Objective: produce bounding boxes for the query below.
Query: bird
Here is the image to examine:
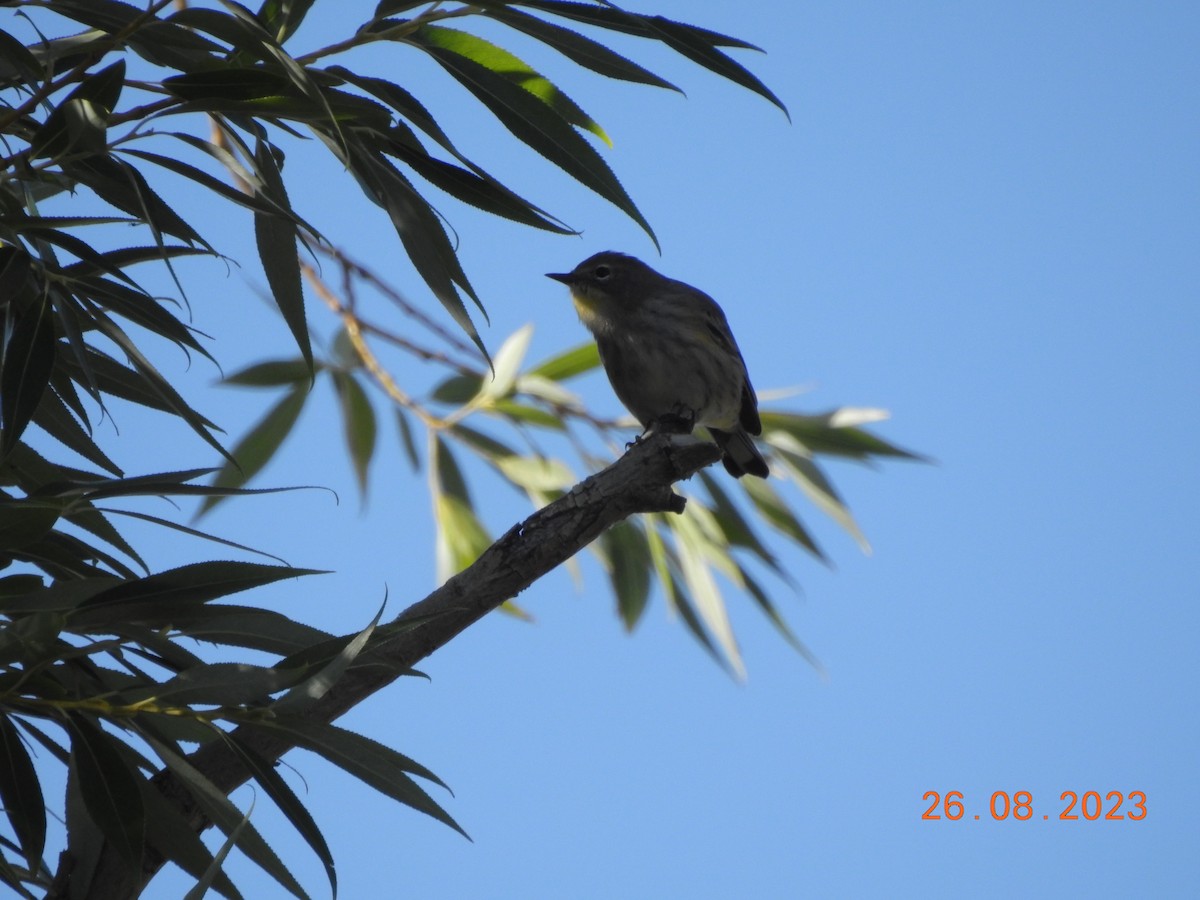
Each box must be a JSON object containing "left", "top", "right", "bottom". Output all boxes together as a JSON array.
[{"left": 546, "top": 251, "right": 769, "bottom": 478}]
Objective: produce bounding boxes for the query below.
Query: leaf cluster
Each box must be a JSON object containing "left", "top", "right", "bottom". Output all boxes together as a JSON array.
[{"left": 0, "top": 1, "right": 914, "bottom": 897}]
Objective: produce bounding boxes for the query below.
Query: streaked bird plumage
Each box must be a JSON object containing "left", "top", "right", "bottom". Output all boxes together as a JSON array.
[{"left": 547, "top": 252, "right": 769, "bottom": 478}]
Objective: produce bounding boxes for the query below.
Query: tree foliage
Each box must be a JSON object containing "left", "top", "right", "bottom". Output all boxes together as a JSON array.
[{"left": 0, "top": 1, "right": 917, "bottom": 897}]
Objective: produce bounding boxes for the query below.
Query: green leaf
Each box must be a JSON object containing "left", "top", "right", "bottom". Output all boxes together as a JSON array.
[
  {"left": 698, "top": 470, "right": 789, "bottom": 582},
  {"left": 482, "top": 324, "right": 533, "bottom": 400},
  {"left": 248, "top": 718, "right": 467, "bottom": 838},
  {"left": 760, "top": 408, "right": 925, "bottom": 461},
  {"left": 122, "top": 662, "right": 311, "bottom": 707},
  {"left": 256, "top": 0, "right": 318, "bottom": 43},
  {"left": 499, "top": 1, "right": 763, "bottom": 50},
  {"left": 31, "top": 384, "right": 122, "bottom": 475},
  {"left": 29, "top": 59, "right": 126, "bottom": 159},
  {"left": 182, "top": 801, "right": 251, "bottom": 900},
  {"left": 199, "top": 383, "right": 308, "bottom": 516},
  {"left": 0, "top": 498, "right": 62, "bottom": 550},
  {"left": 597, "top": 520, "right": 652, "bottom": 630},
  {"left": 332, "top": 372, "right": 377, "bottom": 498},
  {"left": 136, "top": 764, "right": 244, "bottom": 900},
  {"left": 71, "top": 561, "right": 324, "bottom": 625},
  {"left": 776, "top": 441, "right": 870, "bottom": 553},
  {"left": 525, "top": 341, "right": 600, "bottom": 381},
  {"left": 480, "top": 5, "right": 682, "bottom": 92},
  {"left": 494, "top": 455, "right": 574, "bottom": 492},
  {"left": 142, "top": 734, "right": 308, "bottom": 900},
  {"left": 254, "top": 138, "right": 312, "bottom": 371},
  {"left": 0, "top": 715, "right": 46, "bottom": 871},
  {"left": 741, "top": 476, "right": 827, "bottom": 562},
  {"left": 223, "top": 358, "right": 315, "bottom": 387},
  {"left": 404, "top": 25, "right": 657, "bottom": 248},
  {"left": 672, "top": 505, "right": 744, "bottom": 678},
  {"left": 1, "top": 292, "right": 55, "bottom": 457},
  {"left": 394, "top": 407, "right": 421, "bottom": 471},
  {"left": 225, "top": 735, "right": 335, "bottom": 896},
  {"left": 431, "top": 435, "right": 491, "bottom": 580},
  {"left": 64, "top": 153, "right": 210, "bottom": 249},
  {"left": 69, "top": 714, "right": 145, "bottom": 870},
  {"left": 643, "top": 16, "right": 789, "bottom": 119},
  {"left": 173, "top": 605, "right": 332, "bottom": 656}
]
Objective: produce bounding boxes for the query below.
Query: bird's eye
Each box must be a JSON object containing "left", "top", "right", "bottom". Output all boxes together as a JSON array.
[{"left": 594, "top": 265, "right": 612, "bottom": 280}]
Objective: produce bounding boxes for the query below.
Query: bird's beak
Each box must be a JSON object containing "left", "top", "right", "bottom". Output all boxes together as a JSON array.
[{"left": 545, "top": 272, "right": 572, "bottom": 284}]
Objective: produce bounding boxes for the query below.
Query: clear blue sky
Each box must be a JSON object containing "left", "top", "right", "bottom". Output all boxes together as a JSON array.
[{"left": 32, "top": 1, "right": 1199, "bottom": 897}]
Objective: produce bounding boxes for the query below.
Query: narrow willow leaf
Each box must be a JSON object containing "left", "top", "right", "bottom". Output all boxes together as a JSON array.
[
  {"left": 413, "top": 25, "right": 610, "bottom": 144},
  {"left": 274, "top": 609, "right": 385, "bottom": 717},
  {"left": 86, "top": 309, "right": 231, "bottom": 462},
  {"left": 254, "top": 138, "right": 312, "bottom": 370},
  {"left": 404, "top": 26, "right": 657, "bottom": 248},
  {"left": 741, "top": 476, "right": 827, "bottom": 562},
  {"left": 494, "top": 455, "right": 574, "bottom": 492},
  {"left": 525, "top": 341, "right": 600, "bottom": 381},
  {"left": 740, "top": 570, "right": 825, "bottom": 675},
  {"left": 73, "top": 561, "right": 324, "bottom": 622},
  {"left": 68, "top": 714, "right": 145, "bottom": 870},
  {"left": 249, "top": 718, "right": 467, "bottom": 838},
  {"left": 503, "top": 1, "right": 763, "bottom": 49},
  {"left": 136, "top": 766, "right": 244, "bottom": 900},
  {"left": 698, "top": 470, "right": 790, "bottom": 583},
  {"left": 482, "top": 324, "right": 533, "bottom": 400},
  {"left": 182, "top": 802, "right": 251, "bottom": 900},
  {"left": 256, "top": 0, "right": 318, "bottom": 43},
  {"left": 143, "top": 735, "right": 308, "bottom": 900},
  {"left": 492, "top": 400, "right": 566, "bottom": 430},
  {"left": 32, "top": 386, "right": 122, "bottom": 475},
  {"left": 385, "top": 137, "right": 575, "bottom": 233},
  {"left": 1, "top": 293, "right": 55, "bottom": 456},
  {"left": 672, "top": 507, "right": 744, "bottom": 678},
  {"left": 332, "top": 372, "right": 377, "bottom": 498},
  {"left": 597, "top": 520, "right": 652, "bottom": 630},
  {"left": 643, "top": 16, "right": 789, "bottom": 119},
  {"left": 123, "top": 662, "right": 311, "bottom": 707},
  {"left": 223, "top": 359, "right": 314, "bottom": 387},
  {"left": 199, "top": 383, "right": 308, "bottom": 516},
  {"left": 480, "top": 5, "right": 682, "bottom": 91},
  {"left": 760, "top": 408, "right": 925, "bottom": 461},
  {"left": 777, "top": 445, "right": 870, "bottom": 553},
  {"left": 224, "top": 735, "right": 335, "bottom": 896},
  {"left": 174, "top": 605, "right": 332, "bottom": 656},
  {"left": 395, "top": 407, "right": 421, "bottom": 472},
  {"left": 0, "top": 714, "right": 46, "bottom": 870},
  {"left": 333, "top": 140, "right": 491, "bottom": 359},
  {"left": 64, "top": 154, "right": 209, "bottom": 249},
  {"left": 431, "top": 435, "right": 491, "bottom": 580}
]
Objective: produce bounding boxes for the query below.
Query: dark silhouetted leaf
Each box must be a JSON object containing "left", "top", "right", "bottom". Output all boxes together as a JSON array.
[
  {"left": 69, "top": 714, "right": 144, "bottom": 870},
  {"left": 404, "top": 24, "right": 657, "bottom": 247},
  {"left": 0, "top": 715, "right": 46, "bottom": 870},
  {"left": 254, "top": 138, "right": 311, "bottom": 371},
  {"left": 332, "top": 372, "right": 376, "bottom": 498},
  {"left": 199, "top": 383, "right": 308, "bottom": 515},
  {"left": 1, "top": 293, "right": 55, "bottom": 457}
]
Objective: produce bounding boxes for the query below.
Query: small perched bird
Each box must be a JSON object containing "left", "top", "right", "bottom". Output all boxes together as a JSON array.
[{"left": 547, "top": 252, "right": 769, "bottom": 478}]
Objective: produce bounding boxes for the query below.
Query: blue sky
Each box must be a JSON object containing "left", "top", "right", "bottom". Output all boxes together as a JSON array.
[{"left": 20, "top": 1, "right": 1198, "bottom": 897}]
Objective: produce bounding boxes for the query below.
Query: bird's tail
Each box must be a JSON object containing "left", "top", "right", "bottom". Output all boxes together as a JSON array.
[{"left": 709, "top": 428, "right": 769, "bottom": 478}]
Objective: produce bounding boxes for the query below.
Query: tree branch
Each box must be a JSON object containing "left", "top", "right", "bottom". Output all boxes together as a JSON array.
[{"left": 72, "top": 434, "right": 723, "bottom": 899}]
